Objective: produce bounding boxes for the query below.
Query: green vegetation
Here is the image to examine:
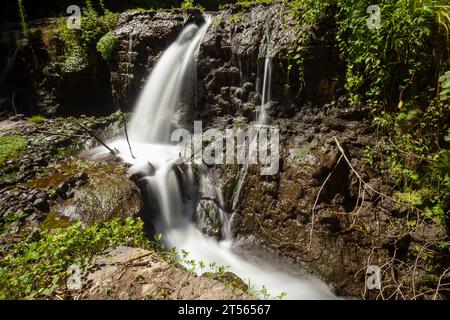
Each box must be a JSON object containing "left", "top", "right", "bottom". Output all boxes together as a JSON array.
[
  {"left": 56, "top": 1, "right": 118, "bottom": 73},
  {"left": 282, "top": 0, "right": 450, "bottom": 226},
  {"left": 228, "top": 13, "right": 245, "bottom": 24},
  {"left": 17, "top": 0, "right": 29, "bottom": 38},
  {"left": 180, "top": 0, "right": 204, "bottom": 11},
  {"left": 57, "top": 145, "right": 82, "bottom": 156},
  {"left": 0, "top": 218, "right": 154, "bottom": 299},
  {"left": 335, "top": 0, "right": 450, "bottom": 224},
  {"left": 285, "top": 0, "right": 331, "bottom": 92},
  {"left": 236, "top": 0, "right": 275, "bottom": 7},
  {"left": 126, "top": 7, "right": 156, "bottom": 13},
  {"left": 97, "top": 32, "right": 119, "bottom": 62},
  {"left": 0, "top": 171, "right": 17, "bottom": 183},
  {"left": 29, "top": 115, "right": 46, "bottom": 124},
  {"left": 293, "top": 145, "right": 311, "bottom": 164},
  {"left": 0, "top": 135, "right": 27, "bottom": 167}
]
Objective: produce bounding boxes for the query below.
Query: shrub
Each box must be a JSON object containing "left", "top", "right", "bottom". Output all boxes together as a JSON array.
[
  {"left": 180, "top": 0, "right": 204, "bottom": 11},
  {"left": 335, "top": 0, "right": 450, "bottom": 223},
  {"left": 57, "top": 5, "right": 118, "bottom": 73},
  {"left": 97, "top": 31, "right": 118, "bottom": 62}
]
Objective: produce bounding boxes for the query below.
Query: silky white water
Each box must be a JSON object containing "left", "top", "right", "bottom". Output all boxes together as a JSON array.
[
  {"left": 92, "top": 17, "right": 336, "bottom": 299},
  {"left": 256, "top": 24, "right": 272, "bottom": 125}
]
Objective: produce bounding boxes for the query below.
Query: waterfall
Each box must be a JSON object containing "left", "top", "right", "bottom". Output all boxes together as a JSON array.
[
  {"left": 92, "top": 16, "right": 336, "bottom": 299},
  {"left": 128, "top": 19, "right": 211, "bottom": 143},
  {"left": 256, "top": 24, "right": 272, "bottom": 125},
  {"left": 231, "top": 25, "right": 273, "bottom": 211}
]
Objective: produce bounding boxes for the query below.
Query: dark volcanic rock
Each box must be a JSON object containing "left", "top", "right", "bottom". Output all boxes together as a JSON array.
[{"left": 33, "top": 198, "right": 50, "bottom": 212}]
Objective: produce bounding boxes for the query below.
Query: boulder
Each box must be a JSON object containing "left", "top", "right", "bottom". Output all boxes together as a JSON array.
[
  {"left": 81, "top": 247, "right": 250, "bottom": 300},
  {"left": 59, "top": 171, "right": 142, "bottom": 225}
]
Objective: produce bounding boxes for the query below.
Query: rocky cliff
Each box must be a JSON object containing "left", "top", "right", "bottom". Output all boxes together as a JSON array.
[{"left": 1, "top": 2, "right": 447, "bottom": 300}]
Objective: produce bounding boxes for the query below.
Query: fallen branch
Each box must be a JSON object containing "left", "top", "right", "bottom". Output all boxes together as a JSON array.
[
  {"left": 77, "top": 122, "right": 117, "bottom": 155},
  {"left": 433, "top": 266, "right": 450, "bottom": 300},
  {"left": 200, "top": 196, "right": 227, "bottom": 213},
  {"left": 333, "top": 137, "right": 400, "bottom": 205},
  {"left": 123, "top": 115, "right": 135, "bottom": 159},
  {"left": 11, "top": 92, "right": 17, "bottom": 115}
]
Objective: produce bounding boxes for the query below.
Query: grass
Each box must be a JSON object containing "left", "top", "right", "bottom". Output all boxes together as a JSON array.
[
  {"left": 0, "top": 135, "right": 27, "bottom": 167},
  {"left": 29, "top": 115, "right": 46, "bottom": 124}
]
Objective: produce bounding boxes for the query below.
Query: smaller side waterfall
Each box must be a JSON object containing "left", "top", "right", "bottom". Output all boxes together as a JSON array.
[
  {"left": 256, "top": 24, "right": 272, "bottom": 125},
  {"left": 232, "top": 24, "right": 273, "bottom": 211}
]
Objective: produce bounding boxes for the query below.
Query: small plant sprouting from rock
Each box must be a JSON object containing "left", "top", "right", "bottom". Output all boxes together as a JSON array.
[{"left": 17, "top": 0, "right": 29, "bottom": 38}]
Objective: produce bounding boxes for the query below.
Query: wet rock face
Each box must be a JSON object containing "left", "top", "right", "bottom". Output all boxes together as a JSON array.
[
  {"left": 1, "top": 20, "right": 114, "bottom": 117},
  {"left": 195, "top": 3, "right": 341, "bottom": 125},
  {"left": 110, "top": 10, "right": 205, "bottom": 111},
  {"left": 81, "top": 246, "right": 250, "bottom": 300},
  {"left": 224, "top": 104, "right": 447, "bottom": 299},
  {"left": 196, "top": 3, "right": 297, "bottom": 123},
  {"left": 109, "top": 4, "right": 340, "bottom": 120}
]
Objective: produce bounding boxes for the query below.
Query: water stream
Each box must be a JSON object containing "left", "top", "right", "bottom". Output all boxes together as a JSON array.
[
  {"left": 92, "top": 17, "right": 336, "bottom": 299},
  {"left": 256, "top": 24, "right": 272, "bottom": 125}
]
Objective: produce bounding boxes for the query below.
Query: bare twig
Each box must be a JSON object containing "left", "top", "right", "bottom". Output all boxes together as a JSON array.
[
  {"left": 77, "top": 122, "right": 117, "bottom": 155},
  {"left": 123, "top": 118, "right": 135, "bottom": 159},
  {"left": 388, "top": 138, "right": 434, "bottom": 162},
  {"left": 433, "top": 266, "right": 450, "bottom": 300},
  {"left": 308, "top": 154, "right": 343, "bottom": 250},
  {"left": 11, "top": 92, "right": 17, "bottom": 115}
]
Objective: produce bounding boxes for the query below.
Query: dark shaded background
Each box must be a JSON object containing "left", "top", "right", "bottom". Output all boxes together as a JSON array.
[{"left": 1, "top": 0, "right": 235, "bottom": 23}]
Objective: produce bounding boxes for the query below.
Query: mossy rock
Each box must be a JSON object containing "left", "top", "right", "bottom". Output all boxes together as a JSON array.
[{"left": 60, "top": 172, "right": 142, "bottom": 225}]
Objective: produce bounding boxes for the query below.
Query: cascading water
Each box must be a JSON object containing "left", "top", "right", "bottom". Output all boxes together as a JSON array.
[
  {"left": 231, "top": 25, "right": 273, "bottom": 213},
  {"left": 92, "top": 16, "right": 336, "bottom": 299},
  {"left": 128, "top": 22, "right": 208, "bottom": 143},
  {"left": 256, "top": 24, "right": 272, "bottom": 125}
]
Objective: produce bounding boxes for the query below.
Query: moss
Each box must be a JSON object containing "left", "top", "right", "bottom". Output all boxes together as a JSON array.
[
  {"left": 228, "top": 13, "right": 245, "bottom": 24},
  {"left": 0, "top": 135, "right": 27, "bottom": 167},
  {"left": 57, "top": 145, "right": 81, "bottom": 156},
  {"left": 29, "top": 115, "right": 46, "bottom": 124},
  {"left": 292, "top": 145, "right": 311, "bottom": 164},
  {"left": 236, "top": 0, "right": 276, "bottom": 7},
  {"left": 126, "top": 8, "right": 156, "bottom": 13},
  {"left": 0, "top": 171, "right": 17, "bottom": 182},
  {"left": 223, "top": 166, "right": 239, "bottom": 210},
  {"left": 40, "top": 212, "right": 73, "bottom": 230}
]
